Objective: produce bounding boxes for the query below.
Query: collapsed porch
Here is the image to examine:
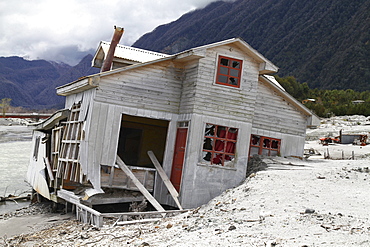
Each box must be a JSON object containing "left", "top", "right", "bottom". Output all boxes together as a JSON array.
[{"left": 28, "top": 105, "right": 185, "bottom": 227}]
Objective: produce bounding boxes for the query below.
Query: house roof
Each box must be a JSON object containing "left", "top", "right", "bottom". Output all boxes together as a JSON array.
[
  {"left": 92, "top": 41, "right": 170, "bottom": 68},
  {"left": 58, "top": 38, "right": 279, "bottom": 96}
]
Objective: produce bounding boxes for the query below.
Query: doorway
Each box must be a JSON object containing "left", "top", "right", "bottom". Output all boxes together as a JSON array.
[
  {"left": 117, "top": 115, "right": 169, "bottom": 168},
  {"left": 170, "top": 122, "right": 189, "bottom": 192}
]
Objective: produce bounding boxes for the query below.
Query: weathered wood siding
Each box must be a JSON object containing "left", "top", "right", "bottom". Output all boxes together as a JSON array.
[
  {"left": 185, "top": 45, "right": 259, "bottom": 123},
  {"left": 179, "top": 114, "right": 251, "bottom": 209},
  {"left": 94, "top": 61, "right": 183, "bottom": 114},
  {"left": 179, "top": 61, "right": 198, "bottom": 114},
  {"left": 252, "top": 80, "right": 308, "bottom": 137}
]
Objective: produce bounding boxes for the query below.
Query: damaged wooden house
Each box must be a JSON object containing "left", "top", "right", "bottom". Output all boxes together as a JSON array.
[{"left": 27, "top": 27, "right": 313, "bottom": 216}]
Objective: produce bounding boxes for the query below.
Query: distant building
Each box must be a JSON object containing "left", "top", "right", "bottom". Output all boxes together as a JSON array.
[{"left": 352, "top": 100, "right": 365, "bottom": 104}]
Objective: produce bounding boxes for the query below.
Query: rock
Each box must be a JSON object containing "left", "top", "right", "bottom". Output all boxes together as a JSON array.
[
  {"left": 80, "top": 233, "right": 89, "bottom": 239},
  {"left": 304, "top": 208, "right": 315, "bottom": 214},
  {"left": 166, "top": 223, "right": 173, "bottom": 229},
  {"left": 228, "top": 225, "right": 236, "bottom": 231}
]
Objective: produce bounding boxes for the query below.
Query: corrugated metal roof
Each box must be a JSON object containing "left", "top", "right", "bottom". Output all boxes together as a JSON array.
[
  {"left": 264, "top": 75, "right": 285, "bottom": 91},
  {"left": 99, "top": 41, "right": 170, "bottom": 63}
]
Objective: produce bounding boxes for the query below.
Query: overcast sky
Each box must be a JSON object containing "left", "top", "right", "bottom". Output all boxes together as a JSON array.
[{"left": 0, "top": 0, "right": 219, "bottom": 65}]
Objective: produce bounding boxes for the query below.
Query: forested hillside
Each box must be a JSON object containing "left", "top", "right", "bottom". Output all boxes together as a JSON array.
[
  {"left": 0, "top": 55, "right": 99, "bottom": 109},
  {"left": 134, "top": 0, "right": 370, "bottom": 91},
  {"left": 275, "top": 76, "right": 370, "bottom": 117}
]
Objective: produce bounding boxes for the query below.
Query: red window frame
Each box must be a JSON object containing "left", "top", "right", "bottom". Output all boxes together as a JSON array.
[
  {"left": 202, "top": 124, "right": 238, "bottom": 166},
  {"left": 215, "top": 56, "right": 243, "bottom": 88},
  {"left": 249, "top": 135, "right": 281, "bottom": 158}
]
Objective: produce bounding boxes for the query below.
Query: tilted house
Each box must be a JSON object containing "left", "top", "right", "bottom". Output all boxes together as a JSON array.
[{"left": 28, "top": 36, "right": 312, "bottom": 212}]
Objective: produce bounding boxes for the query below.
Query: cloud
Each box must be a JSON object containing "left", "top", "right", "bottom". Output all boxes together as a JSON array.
[{"left": 0, "top": 0, "right": 219, "bottom": 65}]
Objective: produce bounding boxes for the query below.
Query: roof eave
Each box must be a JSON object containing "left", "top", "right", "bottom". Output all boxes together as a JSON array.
[
  {"left": 29, "top": 109, "right": 70, "bottom": 130},
  {"left": 56, "top": 76, "right": 100, "bottom": 96}
]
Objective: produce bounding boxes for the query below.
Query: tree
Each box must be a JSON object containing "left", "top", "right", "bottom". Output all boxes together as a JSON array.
[{"left": 0, "top": 98, "right": 12, "bottom": 117}]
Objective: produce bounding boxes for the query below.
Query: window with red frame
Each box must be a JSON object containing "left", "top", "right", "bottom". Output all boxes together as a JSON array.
[
  {"left": 249, "top": 135, "right": 280, "bottom": 158},
  {"left": 202, "top": 124, "right": 238, "bottom": 166},
  {"left": 215, "top": 56, "right": 243, "bottom": 88}
]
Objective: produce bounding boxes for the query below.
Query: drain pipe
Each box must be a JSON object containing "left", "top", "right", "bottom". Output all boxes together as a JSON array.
[{"left": 101, "top": 26, "right": 124, "bottom": 72}]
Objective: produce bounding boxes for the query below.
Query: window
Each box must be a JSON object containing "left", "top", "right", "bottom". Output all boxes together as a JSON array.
[
  {"left": 202, "top": 124, "right": 238, "bottom": 166},
  {"left": 215, "top": 56, "right": 243, "bottom": 88},
  {"left": 249, "top": 135, "right": 280, "bottom": 158}
]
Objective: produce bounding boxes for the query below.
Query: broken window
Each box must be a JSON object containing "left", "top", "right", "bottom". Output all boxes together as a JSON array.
[
  {"left": 215, "top": 56, "right": 243, "bottom": 88},
  {"left": 202, "top": 124, "right": 238, "bottom": 166},
  {"left": 249, "top": 135, "right": 280, "bottom": 158}
]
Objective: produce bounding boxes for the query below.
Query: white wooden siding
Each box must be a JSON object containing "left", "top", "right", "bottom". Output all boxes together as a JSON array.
[
  {"left": 253, "top": 80, "right": 307, "bottom": 136},
  {"left": 179, "top": 62, "right": 198, "bottom": 114},
  {"left": 188, "top": 45, "right": 259, "bottom": 123},
  {"left": 94, "top": 61, "right": 183, "bottom": 114}
]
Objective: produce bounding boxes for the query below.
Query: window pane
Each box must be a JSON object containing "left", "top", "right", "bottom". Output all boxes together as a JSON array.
[
  {"left": 229, "top": 77, "right": 238, "bottom": 85},
  {"left": 205, "top": 124, "right": 215, "bottom": 136},
  {"left": 230, "top": 69, "right": 239, "bottom": 77},
  {"left": 251, "top": 135, "right": 260, "bottom": 145},
  {"left": 224, "top": 155, "right": 235, "bottom": 167},
  {"left": 263, "top": 139, "right": 271, "bottom": 148},
  {"left": 219, "top": 67, "right": 228, "bottom": 75},
  {"left": 232, "top": 61, "right": 240, "bottom": 68},
  {"left": 203, "top": 136, "right": 213, "bottom": 151},
  {"left": 250, "top": 147, "right": 259, "bottom": 156},
  {"left": 202, "top": 151, "right": 211, "bottom": 161},
  {"left": 216, "top": 126, "right": 226, "bottom": 137},
  {"left": 270, "top": 150, "right": 278, "bottom": 156},
  {"left": 227, "top": 128, "right": 238, "bottom": 140},
  {"left": 214, "top": 140, "right": 224, "bottom": 151},
  {"left": 262, "top": 149, "right": 269, "bottom": 155},
  {"left": 225, "top": 141, "right": 235, "bottom": 153},
  {"left": 220, "top": 58, "right": 229, "bottom": 66},
  {"left": 271, "top": 140, "right": 279, "bottom": 149},
  {"left": 218, "top": 75, "right": 228, "bottom": 83},
  {"left": 212, "top": 153, "right": 223, "bottom": 165}
]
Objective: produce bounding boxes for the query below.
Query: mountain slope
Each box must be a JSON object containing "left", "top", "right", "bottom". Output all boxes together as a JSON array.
[
  {"left": 0, "top": 55, "right": 99, "bottom": 109},
  {"left": 133, "top": 0, "right": 370, "bottom": 91}
]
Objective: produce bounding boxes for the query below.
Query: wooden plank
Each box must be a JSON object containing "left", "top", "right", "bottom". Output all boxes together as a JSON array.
[
  {"left": 101, "top": 105, "right": 115, "bottom": 164},
  {"left": 116, "top": 155, "right": 165, "bottom": 212},
  {"left": 101, "top": 209, "right": 189, "bottom": 217},
  {"left": 116, "top": 218, "right": 162, "bottom": 226},
  {"left": 43, "top": 157, "right": 54, "bottom": 181},
  {"left": 147, "top": 151, "right": 183, "bottom": 210}
]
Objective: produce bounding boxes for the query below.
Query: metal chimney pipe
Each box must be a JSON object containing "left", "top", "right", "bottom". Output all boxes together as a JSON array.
[{"left": 101, "top": 26, "right": 124, "bottom": 72}]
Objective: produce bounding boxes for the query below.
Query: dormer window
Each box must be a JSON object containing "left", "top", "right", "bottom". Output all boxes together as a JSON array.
[{"left": 215, "top": 56, "right": 243, "bottom": 88}]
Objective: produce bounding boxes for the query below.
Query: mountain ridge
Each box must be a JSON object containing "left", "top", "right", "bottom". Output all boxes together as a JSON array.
[
  {"left": 0, "top": 0, "right": 369, "bottom": 110},
  {"left": 133, "top": 0, "right": 370, "bottom": 91},
  {"left": 0, "top": 55, "right": 99, "bottom": 109}
]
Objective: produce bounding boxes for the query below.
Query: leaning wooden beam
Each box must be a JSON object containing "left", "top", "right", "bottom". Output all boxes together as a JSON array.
[
  {"left": 147, "top": 151, "right": 183, "bottom": 210},
  {"left": 116, "top": 155, "right": 165, "bottom": 212},
  {"left": 43, "top": 157, "right": 54, "bottom": 181}
]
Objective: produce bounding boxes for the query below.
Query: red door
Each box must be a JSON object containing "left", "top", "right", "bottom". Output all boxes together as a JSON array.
[{"left": 170, "top": 127, "right": 188, "bottom": 192}]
